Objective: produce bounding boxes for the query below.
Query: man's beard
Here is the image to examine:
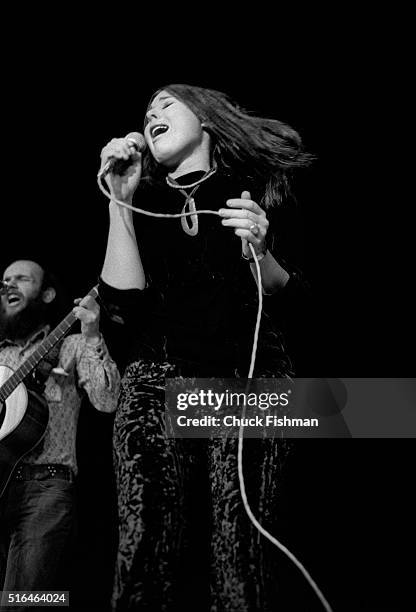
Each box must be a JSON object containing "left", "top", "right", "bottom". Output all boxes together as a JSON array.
[{"left": 0, "top": 295, "right": 50, "bottom": 342}]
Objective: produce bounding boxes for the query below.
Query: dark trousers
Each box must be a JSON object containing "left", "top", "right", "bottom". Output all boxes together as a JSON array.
[
  {"left": 112, "top": 362, "right": 292, "bottom": 612},
  {"left": 0, "top": 473, "right": 75, "bottom": 610}
]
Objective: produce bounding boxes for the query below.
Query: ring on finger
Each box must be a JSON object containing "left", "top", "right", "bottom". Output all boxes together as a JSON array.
[{"left": 249, "top": 223, "right": 260, "bottom": 236}]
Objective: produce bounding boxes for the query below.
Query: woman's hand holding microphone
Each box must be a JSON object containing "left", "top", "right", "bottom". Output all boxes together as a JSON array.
[{"left": 99, "top": 133, "right": 145, "bottom": 204}]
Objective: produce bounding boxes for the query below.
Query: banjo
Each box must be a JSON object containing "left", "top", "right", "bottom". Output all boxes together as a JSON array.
[{"left": 0, "top": 286, "right": 98, "bottom": 498}]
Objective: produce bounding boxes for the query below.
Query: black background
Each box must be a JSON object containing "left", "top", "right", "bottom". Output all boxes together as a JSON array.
[{"left": 0, "top": 14, "right": 413, "bottom": 611}]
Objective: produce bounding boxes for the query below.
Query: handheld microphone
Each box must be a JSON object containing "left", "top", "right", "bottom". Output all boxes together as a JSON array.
[
  {"left": 0, "top": 281, "right": 10, "bottom": 294},
  {"left": 98, "top": 132, "right": 146, "bottom": 178}
]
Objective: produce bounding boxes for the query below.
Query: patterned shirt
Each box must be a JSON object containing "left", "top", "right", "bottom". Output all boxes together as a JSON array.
[{"left": 0, "top": 327, "right": 120, "bottom": 474}]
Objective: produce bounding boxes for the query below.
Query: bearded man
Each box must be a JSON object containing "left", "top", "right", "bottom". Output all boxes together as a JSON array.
[{"left": 0, "top": 259, "right": 120, "bottom": 603}]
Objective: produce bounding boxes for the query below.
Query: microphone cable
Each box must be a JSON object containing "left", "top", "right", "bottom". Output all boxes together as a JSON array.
[{"left": 98, "top": 174, "right": 334, "bottom": 612}]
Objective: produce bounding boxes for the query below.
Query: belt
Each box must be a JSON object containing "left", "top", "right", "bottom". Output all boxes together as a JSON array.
[{"left": 13, "top": 463, "right": 75, "bottom": 482}]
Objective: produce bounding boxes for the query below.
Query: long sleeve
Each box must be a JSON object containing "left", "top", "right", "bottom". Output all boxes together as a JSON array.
[
  {"left": 97, "top": 277, "right": 150, "bottom": 326},
  {"left": 97, "top": 277, "right": 167, "bottom": 367},
  {"left": 248, "top": 200, "right": 314, "bottom": 376},
  {"left": 261, "top": 266, "right": 315, "bottom": 376},
  {"left": 59, "top": 334, "right": 120, "bottom": 413}
]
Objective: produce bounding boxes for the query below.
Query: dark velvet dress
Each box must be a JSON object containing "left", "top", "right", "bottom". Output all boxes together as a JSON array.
[{"left": 99, "top": 170, "right": 303, "bottom": 611}]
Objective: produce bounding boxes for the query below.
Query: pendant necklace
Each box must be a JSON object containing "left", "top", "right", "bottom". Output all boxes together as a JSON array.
[{"left": 165, "top": 164, "right": 217, "bottom": 236}]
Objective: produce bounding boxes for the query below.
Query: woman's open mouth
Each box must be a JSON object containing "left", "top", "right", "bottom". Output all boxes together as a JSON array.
[{"left": 150, "top": 124, "right": 169, "bottom": 141}]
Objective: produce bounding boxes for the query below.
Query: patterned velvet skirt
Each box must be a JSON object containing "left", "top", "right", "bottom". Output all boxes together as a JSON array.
[{"left": 112, "top": 359, "right": 292, "bottom": 612}]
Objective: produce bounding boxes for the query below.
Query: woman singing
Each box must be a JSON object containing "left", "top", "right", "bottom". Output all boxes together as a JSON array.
[{"left": 99, "top": 84, "right": 312, "bottom": 611}]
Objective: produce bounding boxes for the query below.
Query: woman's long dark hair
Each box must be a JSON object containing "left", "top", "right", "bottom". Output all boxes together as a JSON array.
[{"left": 141, "top": 84, "right": 313, "bottom": 209}]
